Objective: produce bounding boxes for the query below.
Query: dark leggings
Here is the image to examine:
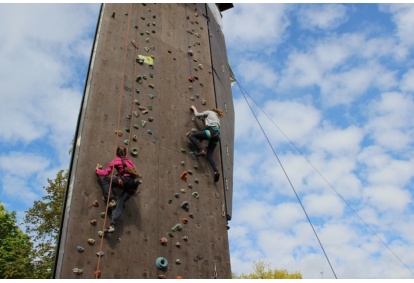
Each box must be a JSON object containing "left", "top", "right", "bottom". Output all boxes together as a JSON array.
[
  {"left": 97, "top": 175, "right": 137, "bottom": 227},
  {"left": 188, "top": 128, "right": 220, "bottom": 172}
]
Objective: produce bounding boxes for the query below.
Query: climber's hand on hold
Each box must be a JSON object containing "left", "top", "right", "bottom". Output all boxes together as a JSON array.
[{"left": 96, "top": 163, "right": 102, "bottom": 170}]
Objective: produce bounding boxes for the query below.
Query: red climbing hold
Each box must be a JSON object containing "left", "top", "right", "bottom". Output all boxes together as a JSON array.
[
  {"left": 92, "top": 200, "right": 99, "bottom": 207},
  {"left": 181, "top": 218, "right": 188, "bottom": 224},
  {"left": 158, "top": 274, "right": 166, "bottom": 279},
  {"left": 180, "top": 171, "right": 188, "bottom": 182}
]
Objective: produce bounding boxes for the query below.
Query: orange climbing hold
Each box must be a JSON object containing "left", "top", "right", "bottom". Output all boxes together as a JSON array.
[
  {"left": 181, "top": 217, "right": 188, "bottom": 224},
  {"left": 176, "top": 276, "right": 183, "bottom": 279},
  {"left": 92, "top": 200, "right": 99, "bottom": 207},
  {"left": 180, "top": 171, "right": 188, "bottom": 182}
]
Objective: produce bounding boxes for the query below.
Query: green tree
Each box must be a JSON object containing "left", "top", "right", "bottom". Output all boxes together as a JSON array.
[
  {"left": 24, "top": 169, "right": 67, "bottom": 279},
  {"left": 0, "top": 203, "right": 34, "bottom": 278},
  {"left": 232, "top": 260, "right": 302, "bottom": 279}
]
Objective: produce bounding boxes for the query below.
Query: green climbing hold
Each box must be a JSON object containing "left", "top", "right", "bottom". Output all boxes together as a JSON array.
[
  {"left": 172, "top": 223, "right": 183, "bottom": 232},
  {"left": 168, "top": 199, "right": 172, "bottom": 204},
  {"left": 192, "top": 192, "right": 199, "bottom": 199},
  {"left": 133, "top": 124, "right": 139, "bottom": 129},
  {"left": 136, "top": 88, "right": 140, "bottom": 94},
  {"left": 156, "top": 257, "right": 168, "bottom": 269},
  {"left": 148, "top": 94, "right": 154, "bottom": 99},
  {"left": 77, "top": 246, "right": 84, "bottom": 252},
  {"left": 125, "top": 128, "right": 130, "bottom": 133},
  {"left": 148, "top": 105, "right": 153, "bottom": 110},
  {"left": 140, "top": 32, "right": 144, "bottom": 36},
  {"left": 147, "top": 130, "right": 153, "bottom": 135},
  {"left": 195, "top": 93, "right": 200, "bottom": 98},
  {"left": 136, "top": 76, "right": 143, "bottom": 83},
  {"left": 168, "top": 232, "right": 174, "bottom": 237},
  {"left": 150, "top": 73, "right": 154, "bottom": 78}
]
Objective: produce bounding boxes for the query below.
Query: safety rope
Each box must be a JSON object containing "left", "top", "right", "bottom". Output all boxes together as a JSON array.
[
  {"left": 236, "top": 81, "right": 338, "bottom": 279},
  {"left": 95, "top": 4, "right": 134, "bottom": 278}
]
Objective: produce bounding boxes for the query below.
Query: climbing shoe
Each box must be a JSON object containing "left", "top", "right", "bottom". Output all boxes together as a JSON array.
[
  {"left": 104, "top": 225, "right": 115, "bottom": 233},
  {"left": 214, "top": 171, "right": 220, "bottom": 183},
  {"left": 109, "top": 200, "right": 116, "bottom": 208}
]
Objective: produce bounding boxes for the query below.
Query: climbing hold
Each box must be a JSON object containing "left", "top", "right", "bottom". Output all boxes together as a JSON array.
[
  {"left": 194, "top": 67, "right": 198, "bottom": 71},
  {"left": 168, "top": 199, "right": 172, "bottom": 204},
  {"left": 124, "top": 140, "right": 129, "bottom": 145},
  {"left": 144, "top": 47, "right": 149, "bottom": 52},
  {"left": 148, "top": 117, "right": 154, "bottom": 122},
  {"left": 100, "top": 212, "right": 106, "bottom": 218},
  {"left": 135, "top": 99, "right": 141, "bottom": 106},
  {"left": 146, "top": 31, "right": 150, "bottom": 35},
  {"left": 133, "top": 124, "right": 139, "bottom": 129},
  {"left": 135, "top": 25, "right": 138, "bottom": 29},
  {"left": 145, "top": 38, "right": 150, "bottom": 42},
  {"left": 195, "top": 12, "right": 199, "bottom": 17},
  {"left": 90, "top": 219, "right": 97, "bottom": 226},
  {"left": 168, "top": 49, "right": 172, "bottom": 53},
  {"left": 148, "top": 94, "right": 154, "bottom": 99},
  {"left": 189, "top": 86, "right": 193, "bottom": 90},
  {"left": 200, "top": 83, "right": 204, "bottom": 87},
  {"left": 126, "top": 114, "right": 131, "bottom": 119},
  {"left": 141, "top": 16, "right": 145, "bottom": 20},
  {"left": 140, "top": 32, "right": 144, "bottom": 36},
  {"left": 175, "top": 259, "right": 182, "bottom": 264},
  {"left": 77, "top": 246, "right": 84, "bottom": 253},
  {"left": 141, "top": 120, "right": 147, "bottom": 127},
  {"left": 188, "top": 50, "right": 193, "bottom": 56},
  {"left": 96, "top": 251, "right": 105, "bottom": 257},
  {"left": 177, "top": 276, "right": 183, "bottom": 279},
  {"left": 181, "top": 161, "right": 185, "bottom": 166},
  {"left": 181, "top": 201, "right": 190, "bottom": 212},
  {"left": 198, "top": 63, "right": 203, "bottom": 69},
  {"left": 152, "top": 22, "right": 156, "bottom": 26},
  {"left": 88, "top": 238, "right": 96, "bottom": 245},
  {"left": 131, "top": 148, "right": 138, "bottom": 157},
  {"left": 137, "top": 58, "right": 144, "bottom": 64},
  {"left": 190, "top": 97, "right": 195, "bottom": 101},
  {"left": 133, "top": 110, "right": 139, "bottom": 117},
  {"left": 149, "top": 84, "right": 155, "bottom": 90},
  {"left": 188, "top": 183, "right": 193, "bottom": 189},
  {"left": 125, "top": 128, "right": 130, "bottom": 133},
  {"left": 201, "top": 100, "right": 206, "bottom": 105},
  {"left": 111, "top": 12, "right": 115, "bottom": 18},
  {"left": 125, "top": 12, "right": 128, "bottom": 15},
  {"left": 132, "top": 135, "right": 138, "bottom": 141},
  {"left": 192, "top": 192, "right": 199, "bottom": 199},
  {"left": 158, "top": 274, "right": 166, "bottom": 279},
  {"left": 189, "top": 213, "right": 194, "bottom": 218},
  {"left": 182, "top": 235, "right": 189, "bottom": 242},
  {"left": 193, "top": 165, "right": 198, "bottom": 170},
  {"left": 147, "top": 130, "right": 153, "bottom": 135},
  {"left": 98, "top": 231, "right": 104, "bottom": 237},
  {"left": 174, "top": 193, "right": 180, "bottom": 198},
  {"left": 115, "top": 130, "right": 123, "bottom": 136},
  {"left": 195, "top": 93, "right": 200, "bottom": 98},
  {"left": 160, "top": 237, "right": 168, "bottom": 245},
  {"left": 92, "top": 200, "right": 99, "bottom": 207},
  {"left": 189, "top": 76, "right": 195, "bottom": 82},
  {"left": 172, "top": 223, "right": 183, "bottom": 232},
  {"left": 194, "top": 75, "right": 199, "bottom": 80},
  {"left": 180, "top": 189, "right": 186, "bottom": 193},
  {"left": 152, "top": 30, "right": 156, "bottom": 33},
  {"left": 153, "top": 15, "right": 156, "bottom": 19},
  {"left": 187, "top": 170, "right": 193, "bottom": 175},
  {"left": 73, "top": 268, "right": 83, "bottom": 275},
  {"left": 136, "top": 76, "right": 143, "bottom": 83},
  {"left": 175, "top": 242, "right": 181, "bottom": 247},
  {"left": 181, "top": 218, "right": 188, "bottom": 224},
  {"left": 136, "top": 88, "right": 140, "bottom": 94},
  {"left": 156, "top": 257, "right": 168, "bottom": 269},
  {"left": 148, "top": 105, "right": 153, "bottom": 110},
  {"left": 180, "top": 148, "right": 186, "bottom": 153},
  {"left": 94, "top": 270, "right": 101, "bottom": 278},
  {"left": 131, "top": 40, "right": 139, "bottom": 49},
  {"left": 168, "top": 232, "right": 174, "bottom": 237},
  {"left": 180, "top": 171, "right": 188, "bottom": 181},
  {"left": 194, "top": 178, "right": 199, "bottom": 184}
]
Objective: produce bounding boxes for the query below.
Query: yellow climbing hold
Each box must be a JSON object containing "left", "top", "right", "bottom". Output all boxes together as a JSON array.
[{"left": 137, "top": 54, "right": 154, "bottom": 65}]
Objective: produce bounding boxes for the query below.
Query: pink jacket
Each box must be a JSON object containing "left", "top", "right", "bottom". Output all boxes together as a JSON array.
[{"left": 96, "top": 157, "right": 136, "bottom": 177}]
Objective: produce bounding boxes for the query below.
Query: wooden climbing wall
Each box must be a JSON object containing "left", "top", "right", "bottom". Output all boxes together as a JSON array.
[{"left": 54, "top": 3, "right": 234, "bottom": 279}]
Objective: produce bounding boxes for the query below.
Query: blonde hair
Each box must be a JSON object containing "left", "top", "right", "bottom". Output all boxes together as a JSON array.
[{"left": 212, "top": 108, "right": 224, "bottom": 118}]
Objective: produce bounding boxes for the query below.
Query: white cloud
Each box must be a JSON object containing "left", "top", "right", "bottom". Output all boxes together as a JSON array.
[
  {"left": 297, "top": 4, "right": 348, "bottom": 31},
  {"left": 381, "top": 4, "right": 414, "bottom": 47},
  {"left": 235, "top": 59, "right": 278, "bottom": 89},
  {"left": 222, "top": 4, "right": 290, "bottom": 52},
  {"left": 363, "top": 185, "right": 411, "bottom": 212},
  {"left": 401, "top": 69, "right": 414, "bottom": 92}
]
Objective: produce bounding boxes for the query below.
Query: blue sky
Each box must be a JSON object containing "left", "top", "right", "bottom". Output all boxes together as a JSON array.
[{"left": 0, "top": 3, "right": 414, "bottom": 279}]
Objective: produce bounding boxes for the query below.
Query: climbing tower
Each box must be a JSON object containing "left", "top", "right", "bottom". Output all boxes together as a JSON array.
[{"left": 53, "top": 3, "right": 234, "bottom": 279}]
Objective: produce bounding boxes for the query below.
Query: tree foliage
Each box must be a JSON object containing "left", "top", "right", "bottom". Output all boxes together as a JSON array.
[
  {"left": 24, "top": 169, "right": 68, "bottom": 279},
  {"left": 232, "top": 260, "right": 302, "bottom": 279},
  {"left": 0, "top": 203, "right": 34, "bottom": 278}
]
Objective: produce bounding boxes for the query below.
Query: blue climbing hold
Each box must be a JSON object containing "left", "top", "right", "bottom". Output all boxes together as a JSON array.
[{"left": 156, "top": 257, "right": 168, "bottom": 269}]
